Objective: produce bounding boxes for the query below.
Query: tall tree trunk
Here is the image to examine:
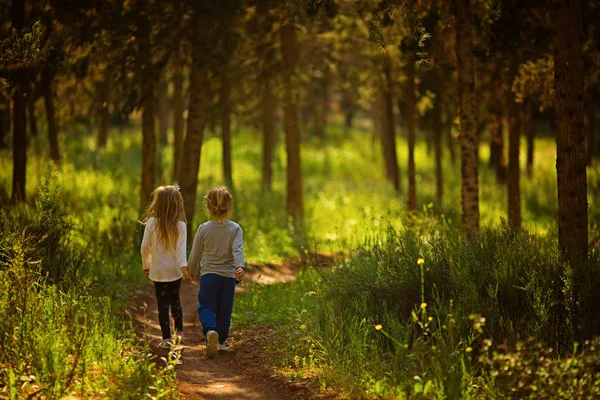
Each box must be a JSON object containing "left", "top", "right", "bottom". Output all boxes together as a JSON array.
[
  {"left": 313, "top": 76, "right": 330, "bottom": 140},
  {"left": 453, "top": 0, "right": 480, "bottom": 232},
  {"left": 525, "top": 103, "right": 536, "bottom": 177},
  {"left": 137, "top": 10, "right": 156, "bottom": 213},
  {"left": 172, "top": 48, "right": 185, "bottom": 181},
  {"left": 405, "top": 56, "right": 417, "bottom": 210},
  {"left": 488, "top": 110, "right": 506, "bottom": 183},
  {"left": 27, "top": 93, "right": 37, "bottom": 138},
  {"left": 0, "top": 93, "right": 9, "bottom": 148},
  {"left": 506, "top": 59, "right": 521, "bottom": 228},
  {"left": 42, "top": 69, "right": 60, "bottom": 163},
  {"left": 220, "top": 59, "right": 233, "bottom": 188},
  {"left": 157, "top": 76, "right": 169, "bottom": 147},
  {"left": 445, "top": 106, "right": 457, "bottom": 166},
  {"left": 11, "top": 0, "right": 27, "bottom": 203},
  {"left": 261, "top": 78, "right": 275, "bottom": 191},
  {"left": 585, "top": 94, "right": 596, "bottom": 165},
  {"left": 96, "top": 70, "right": 110, "bottom": 149},
  {"left": 280, "top": 24, "right": 304, "bottom": 220},
  {"left": 553, "top": 0, "right": 588, "bottom": 264},
  {"left": 179, "top": 12, "right": 209, "bottom": 231},
  {"left": 433, "top": 90, "right": 444, "bottom": 207},
  {"left": 382, "top": 60, "right": 401, "bottom": 192}
]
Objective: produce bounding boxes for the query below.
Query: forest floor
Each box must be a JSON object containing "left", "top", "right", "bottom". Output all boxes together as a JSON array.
[{"left": 130, "top": 259, "right": 341, "bottom": 400}]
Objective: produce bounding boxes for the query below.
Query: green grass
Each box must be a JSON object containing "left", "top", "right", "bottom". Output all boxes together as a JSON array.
[{"left": 1, "top": 120, "right": 599, "bottom": 398}]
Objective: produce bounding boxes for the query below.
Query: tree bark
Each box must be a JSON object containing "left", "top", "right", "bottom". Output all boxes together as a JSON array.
[
  {"left": 11, "top": 0, "right": 27, "bottom": 203},
  {"left": 137, "top": 9, "right": 156, "bottom": 213},
  {"left": 0, "top": 93, "right": 9, "bottom": 148},
  {"left": 220, "top": 59, "right": 233, "bottom": 188},
  {"left": 172, "top": 48, "right": 185, "bottom": 181},
  {"left": 42, "top": 69, "right": 60, "bottom": 163},
  {"left": 179, "top": 12, "right": 209, "bottom": 231},
  {"left": 453, "top": 0, "right": 480, "bottom": 232},
  {"left": 405, "top": 56, "right": 417, "bottom": 211},
  {"left": 488, "top": 110, "right": 506, "bottom": 183},
  {"left": 446, "top": 106, "right": 457, "bottom": 166},
  {"left": 27, "top": 93, "right": 37, "bottom": 138},
  {"left": 526, "top": 104, "right": 536, "bottom": 177},
  {"left": 96, "top": 70, "right": 110, "bottom": 149},
  {"left": 585, "top": 94, "right": 596, "bottom": 165},
  {"left": 553, "top": 0, "right": 588, "bottom": 264},
  {"left": 261, "top": 78, "right": 275, "bottom": 191},
  {"left": 280, "top": 24, "right": 304, "bottom": 220},
  {"left": 506, "top": 60, "right": 521, "bottom": 228},
  {"left": 382, "top": 60, "right": 401, "bottom": 193},
  {"left": 433, "top": 89, "right": 444, "bottom": 207},
  {"left": 157, "top": 75, "right": 169, "bottom": 147}
]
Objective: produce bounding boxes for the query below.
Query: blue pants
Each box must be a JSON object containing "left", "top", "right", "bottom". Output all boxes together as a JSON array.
[{"left": 198, "top": 273, "right": 236, "bottom": 343}]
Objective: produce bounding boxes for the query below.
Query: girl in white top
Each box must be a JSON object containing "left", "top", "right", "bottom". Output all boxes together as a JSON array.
[{"left": 141, "top": 185, "right": 193, "bottom": 349}]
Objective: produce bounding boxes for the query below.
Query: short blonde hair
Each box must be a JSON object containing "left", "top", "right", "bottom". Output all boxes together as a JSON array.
[
  {"left": 204, "top": 186, "right": 233, "bottom": 217},
  {"left": 145, "top": 185, "right": 186, "bottom": 249}
]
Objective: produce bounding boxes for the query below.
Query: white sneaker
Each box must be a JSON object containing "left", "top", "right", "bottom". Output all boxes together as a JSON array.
[
  {"left": 158, "top": 338, "right": 174, "bottom": 349},
  {"left": 217, "top": 341, "right": 230, "bottom": 351},
  {"left": 206, "top": 330, "right": 219, "bottom": 358}
]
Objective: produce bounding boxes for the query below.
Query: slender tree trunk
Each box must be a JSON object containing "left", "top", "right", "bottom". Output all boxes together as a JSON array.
[
  {"left": 506, "top": 58, "right": 521, "bottom": 228},
  {"left": 96, "top": 71, "right": 110, "bottom": 149},
  {"left": 382, "top": 60, "right": 401, "bottom": 192},
  {"left": 179, "top": 12, "right": 209, "bottom": 231},
  {"left": 445, "top": 104, "right": 457, "bottom": 165},
  {"left": 488, "top": 110, "right": 504, "bottom": 180},
  {"left": 157, "top": 76, "right": 169, "bottom": 147},
  {"left": 137, "top": 10, "right": 156, "bottom": 212},
  {"left": 261, "top": 78, "right": 275, "bottom": 191},
  {"left": 453, "top": 0, "right": 480, "bottom": 231},
  {"left": 11, "top": 0, "right": 27, "bottom": 203},
  {"left": 220, "top": 64, "right": 233, "bottom": 188},
  {"left": 526, "top": 104, "right": 536, "bottom": 176},
  {"left": 172, "top": 48, "right": 185, "bottom": 181},
  {"left": 313, "top": 76, "right": 330, "bottom": 140},
  {"left": 585, "top": 94, "right": 596, "bottom": 165},
  {"left": 0, "top": 93, "right": 9, "bottom": 148},
  {"left": 42, "top": 69, "right": 60, "bottom": 163},
  {"left": 406, "top": 56, "right": 417, "bottom": 210},
  {"left": 27, "top": 93, "right": 37, "bottom": 138},
  {"left": 280, "top": 24, "right": 304, "bottom": 220},
  {"left": 433, "top": 91, "right": 444, "bottom": 207},
  {"left": 553, "top": 0, "right": 588, "bottom": 264}
]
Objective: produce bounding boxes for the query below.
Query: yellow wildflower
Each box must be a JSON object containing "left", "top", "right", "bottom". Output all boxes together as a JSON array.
[
  {"left": 417, "top": 258, "right": 425, "bottom": 265},
  {"left": 375, "top": 324, "right": 383, "bottom": 331}
]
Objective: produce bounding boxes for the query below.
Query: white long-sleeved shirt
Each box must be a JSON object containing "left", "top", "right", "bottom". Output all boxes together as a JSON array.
[
  {"left": 141, "top": 217, "right": 187, "bottom": 282},
  {"left": 188, "top": 219, "right": 244, "bottom": 278}
]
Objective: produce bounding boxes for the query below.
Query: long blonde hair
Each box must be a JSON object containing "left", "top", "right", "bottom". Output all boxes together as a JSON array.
[
  {"left": 145, "top": 185, "right": 186, "bottom": 250},
  {"left": 204, "top": 186, "right": 233, "bottom": 217}
]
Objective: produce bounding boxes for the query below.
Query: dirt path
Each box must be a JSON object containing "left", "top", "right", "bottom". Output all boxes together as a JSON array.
[{"left": 130, "top": 260, "right": 338, "bottom": 400}]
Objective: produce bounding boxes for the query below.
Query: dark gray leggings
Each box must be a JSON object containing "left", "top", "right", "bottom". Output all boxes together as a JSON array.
[{"left": 153, "top": 278, "right": 183, "bottom": 339}]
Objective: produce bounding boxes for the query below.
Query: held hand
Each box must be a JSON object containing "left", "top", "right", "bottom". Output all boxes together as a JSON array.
[
  {"left": 235, "top": 267, "right": 244, "bottom": 281},
  {"left": 181, "top": 266, "right": 194, "bottom": 281},
  {"left": 144, "top": 269, "right": 150, "bottom": 277}
]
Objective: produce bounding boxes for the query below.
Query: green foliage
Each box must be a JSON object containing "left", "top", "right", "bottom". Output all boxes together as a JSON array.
[
  {"left": 0, "top": 189, "right": 177, "bottom": 398},
  {"left": 235, "top": 220, "right": 600, "bottom": 398},
  {"left": 0, "top": 22, "right": 47, "bottom": 79},
  {"left": 479, "top": 338, "right": 600, "bottom": 399}
]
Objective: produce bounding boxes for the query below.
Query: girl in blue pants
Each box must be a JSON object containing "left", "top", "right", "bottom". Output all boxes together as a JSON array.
[{"left": 188, "top": 186, "right": 245, "bottom": 358}]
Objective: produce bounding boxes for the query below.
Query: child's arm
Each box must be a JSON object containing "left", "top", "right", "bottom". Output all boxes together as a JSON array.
[
  {"left": 187, "top": 225, "right": 204, "bottom": 277},
  {"left": 176, "top": 222, "right": 193, "bottom": 280},
  {"left": 232, "top": 226, "right": 244, "bottom": 269},
  {"left": 233, "top": 226, "right": 245, "bottom": 282},
  {"left": 140, "top": 219, "right": 153, "bottom": 275}
]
